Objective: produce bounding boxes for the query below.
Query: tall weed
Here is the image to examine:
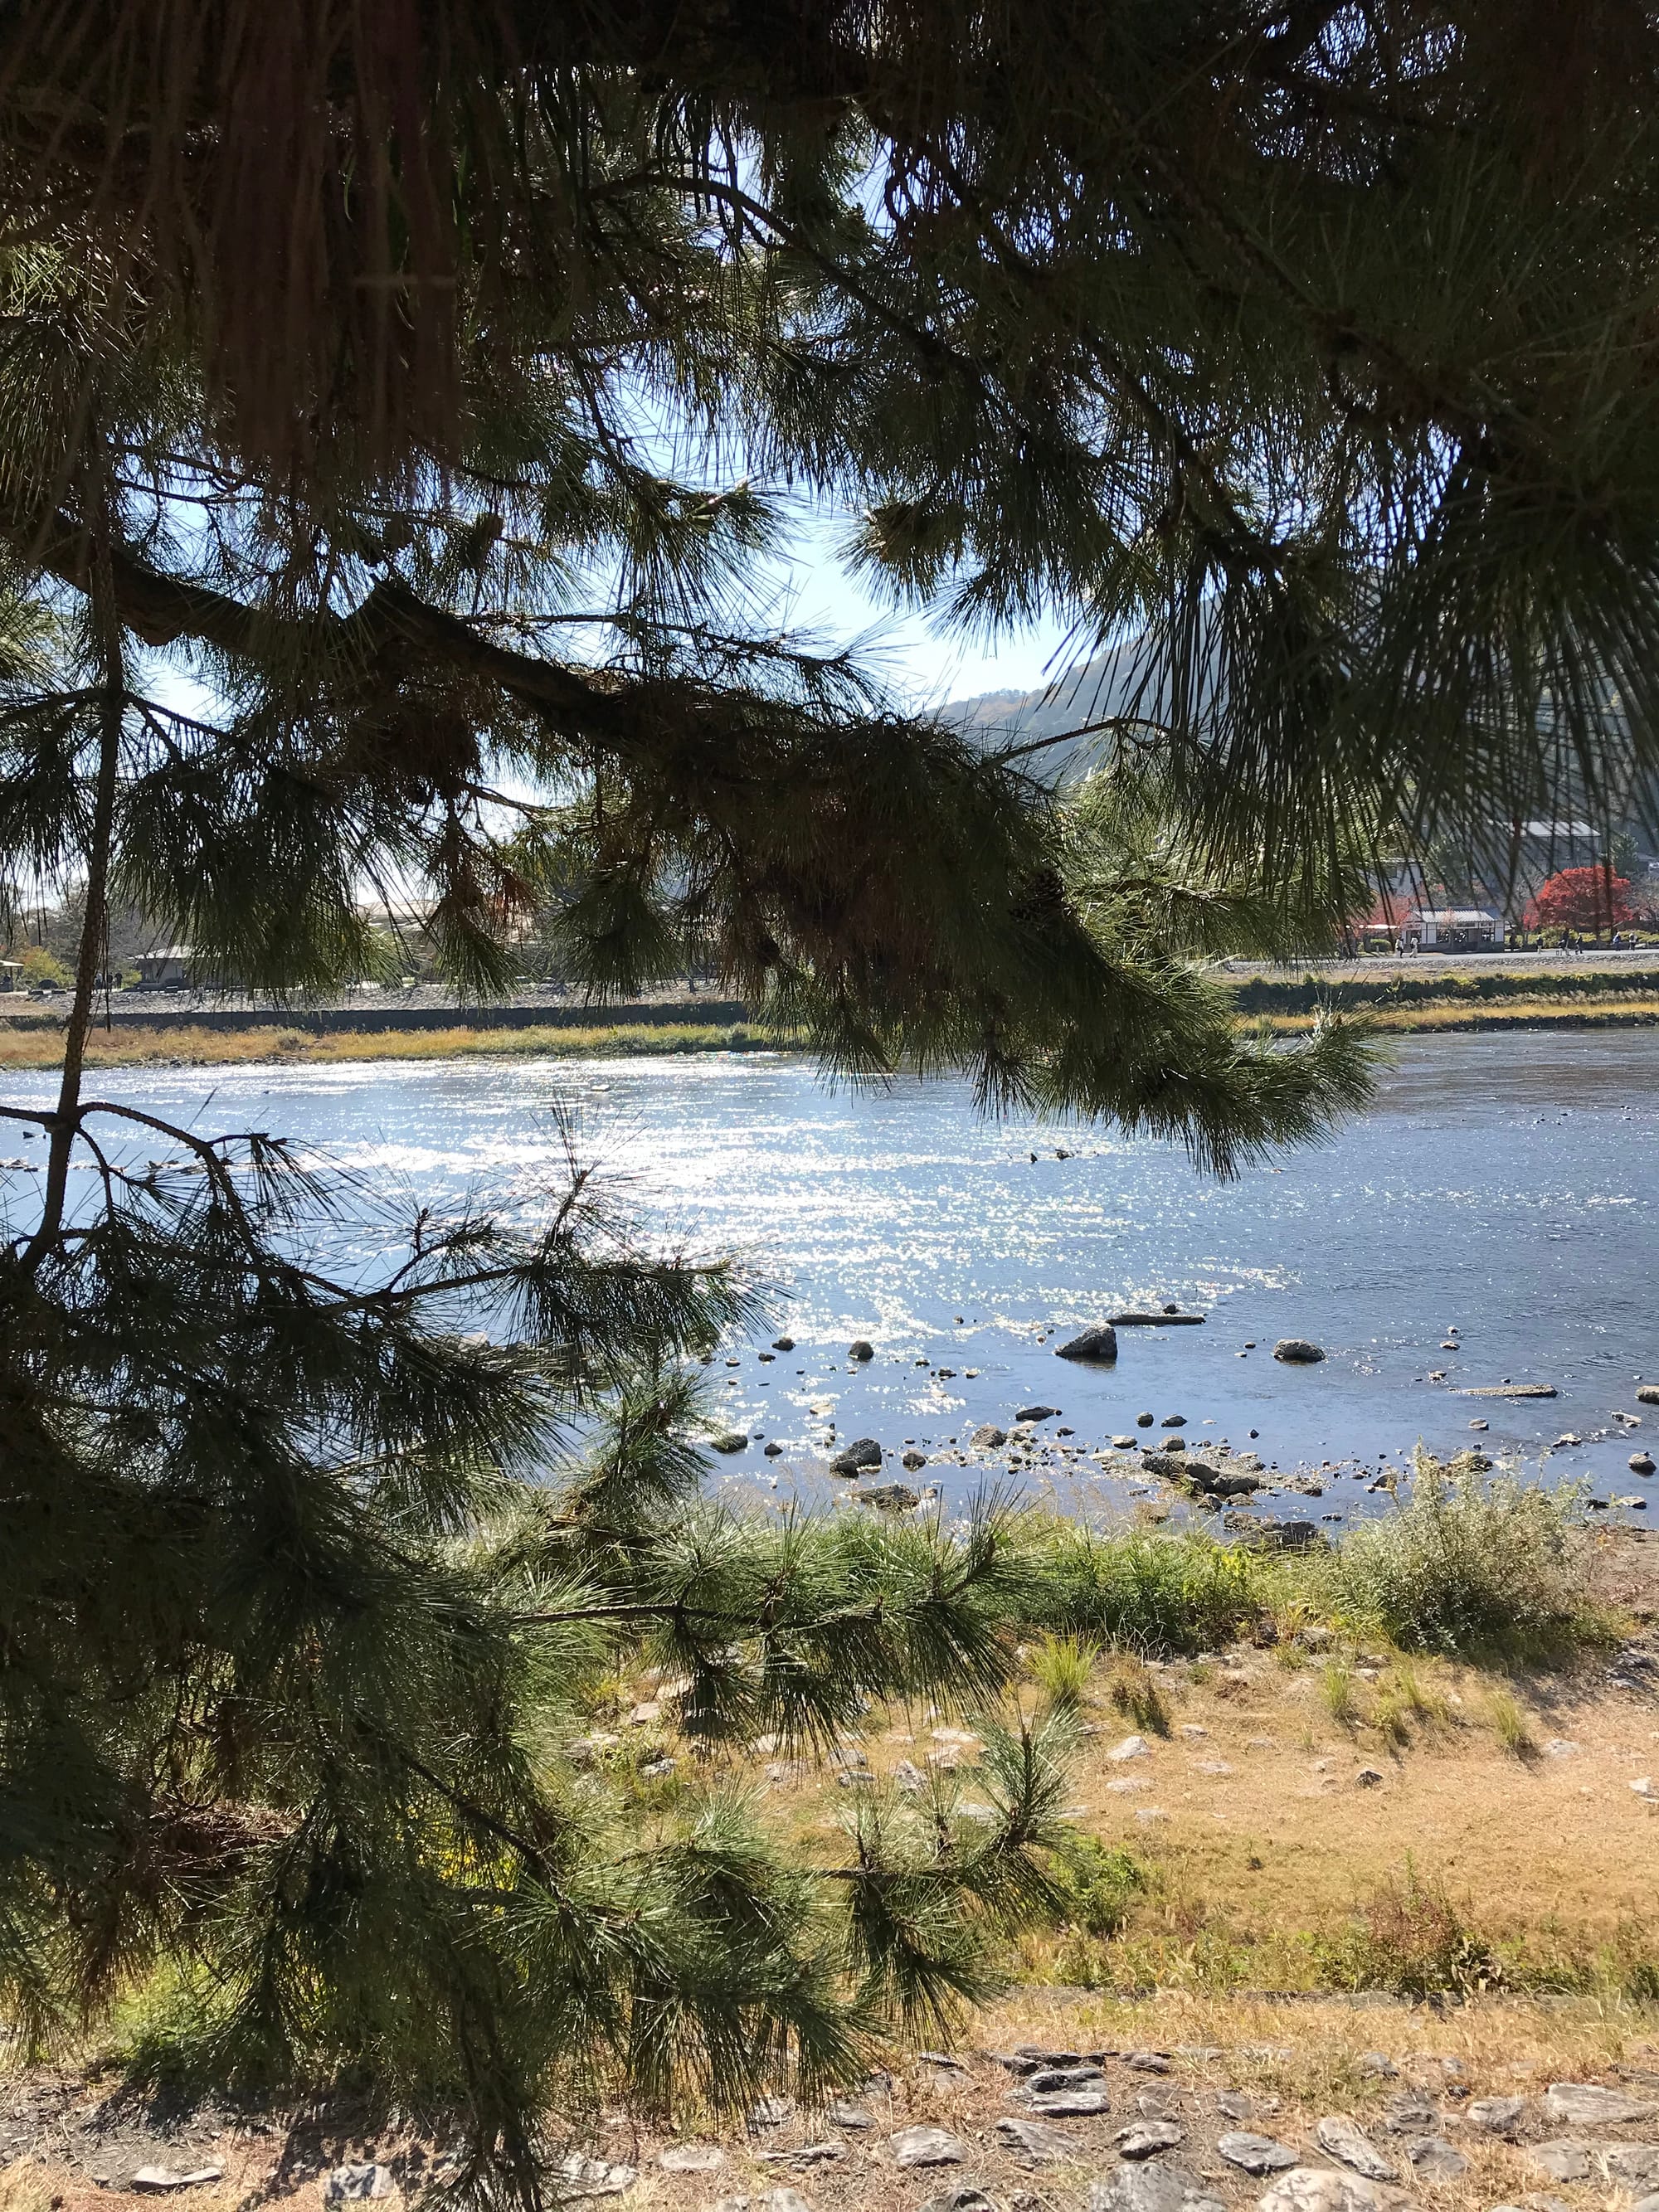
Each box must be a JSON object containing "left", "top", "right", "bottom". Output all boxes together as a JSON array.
[
  {"left": 1029, "top": 1632, "right": 1100, "bottom": 1711},
  {"left": 1330, "top": 1458, "right": 1602, "bottom": 1659},
  {"left": 1038, "top": 1524, "right": 1268, "bottom": 1654}
]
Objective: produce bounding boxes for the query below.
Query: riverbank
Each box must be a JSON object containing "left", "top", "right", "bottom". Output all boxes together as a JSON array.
[
  {"left": 3, "top": 992, "right": 1659, "bottom": 1069},
  {"left": 0, "top": 1018, "right": 781, "bottom": 1070},
  {"left": 4, "top": 1513, "right": 1654, "bottom": 2212}
]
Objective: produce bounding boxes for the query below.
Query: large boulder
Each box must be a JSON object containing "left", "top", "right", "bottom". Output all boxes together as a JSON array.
[
  {"left": 1273, "top": 1339, "right": 1326, "bottom": 1364},
  {"left": 848, "top": 1339, "right": 875, "bottom": 1360},
  {"left": 830, "top": 1437, "right": 883, "bottom": 1474},
  {"left": 1056, "top": 1325, "right": 1118, "bottom": 1363}
]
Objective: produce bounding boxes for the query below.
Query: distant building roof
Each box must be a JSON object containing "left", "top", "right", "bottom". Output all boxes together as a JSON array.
[
  {"left": 1413, "top": 907, "right": 1500, "bottom": 925},
  {"left": 1517, "top": 820, "right": 1597, "bottom": 839},
  {"left": 139, "top": 946, "right": 195, "bottom": 960}
]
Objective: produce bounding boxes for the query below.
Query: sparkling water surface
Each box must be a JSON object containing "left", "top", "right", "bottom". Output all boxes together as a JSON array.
[{"left": 3, "top": 1032, "right": 1655, "bottom": 1526}]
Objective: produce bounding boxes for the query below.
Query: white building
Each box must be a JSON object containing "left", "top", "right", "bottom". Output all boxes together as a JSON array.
[{"left": 1407, "top": 907, "right": 1504, "bottom": 950}]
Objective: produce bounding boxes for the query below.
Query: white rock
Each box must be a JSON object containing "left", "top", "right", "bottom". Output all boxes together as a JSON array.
[
  {"left": 323, "top": 2170, "right": 392, "bottom": 2204},
  {"left": 1632, "top": 1777, "right": 1659, "bottom": 1801},
  {"left": 1088, "top": 2164, "right": 1226, "bottom": 2212},
  {"left": 554, "top": 2153, "right": 636, "bottom": 2198},
  {"left": 132, "top": 2171, "right": 226, "bottom": 2195},
  {"left": 1219, "top": 2134, "right": 1300, "bottom": 2176},
  {"left": 1106, "top": 1777, "right": 1150, "bottom": 1793},
  {"left": 1530, "top": 2142, "right": 1593, "bottom": 2182},
  {"left": 1117, "top": 2122, "right": 1185, "bottom": 2159},
  {"left": 889, "top": 2126, "right": 966, "bottom": 2168},
  {"left": 1464, "top": 2096, "right": 1527, "bottom": 2134},
  {"left": 659, "top": 2145, "right": 727, "bottom": 2172},
  {"left": 757, "top": 2193, "right": 813, "bottom": 2212},
  {"left": 1109, "top": 1734, "right": 1152, "bottom": 1761},
  {"left": 996, "top": 2116, "right": 1076, "bottom": 2161},
  {"left": 1256, "top": 2168, "right": 1397, "bottom": 2212},
  {"left": 1545, "top": 2083, "right": 1659, "bottom": 2126},
  {"left": 1315, "top": 2118, "right": 1396, "bottom": 2182}
]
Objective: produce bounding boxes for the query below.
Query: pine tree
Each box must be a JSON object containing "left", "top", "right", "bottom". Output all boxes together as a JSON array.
[
  {"left": 4, "top": 1, "right": 1651, "bottom": 2191},
  {"left": 0, "top": 130, "right": 1370, "bottom": 2205}
]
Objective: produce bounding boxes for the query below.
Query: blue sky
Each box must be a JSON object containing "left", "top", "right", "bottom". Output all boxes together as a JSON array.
[{"left": 778, "top": 529, "right": 1075, "bottom": 708}]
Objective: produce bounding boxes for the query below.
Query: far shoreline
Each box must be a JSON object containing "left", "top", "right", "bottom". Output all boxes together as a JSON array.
[{"left": 3, "top": 997, "right": 1659, "bottom": 1070}]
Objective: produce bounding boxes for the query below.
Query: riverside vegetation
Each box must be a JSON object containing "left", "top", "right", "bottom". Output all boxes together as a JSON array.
[{"left": 3, "top": 1456, "right": 1657, "bottom": 2212}]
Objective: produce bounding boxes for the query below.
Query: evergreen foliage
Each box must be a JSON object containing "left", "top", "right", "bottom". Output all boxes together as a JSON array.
[{"left": 0, "top": 1, "right": 1649, "bottom": 2192}]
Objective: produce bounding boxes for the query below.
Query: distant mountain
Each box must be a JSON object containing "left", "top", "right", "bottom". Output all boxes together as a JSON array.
[{"left": 941, "top": 639, "right": 1151, "bottom": 781}]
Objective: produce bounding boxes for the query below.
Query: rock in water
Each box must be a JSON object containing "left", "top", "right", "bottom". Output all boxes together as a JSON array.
[
  {"left": 710, "top": 1430, "right": 749, "bottom": 1452},
  {"left": 1637, "top": 1384, "right": 1659, "bottom": 1405},
  {"left": 971, "top": 1423, "right": 1007, "bottom": 1447},
  {"left": 829, "top": 1437, "right": 883, "bottom": 1474},
  {"left": 902, "top": 1449, "right": 927, "bottom": 1469},
  {"left": 1456, "top": 1381, "right": 1558, "bottom": 1398},
  {"left": 1016, "top": 1403, "right": 1060, "bottom": 1422},
  {"left": 1273, "top": 1339, "right": 1326, "bottom": 1364},
  {"left": 1058, "top": 1325, "right": 1118, "bottom": 1363},
  {"left": 848, "top": 1339, "right": 874, "bottom": 1360},
  {"left": 1111, "top": 1313, "right": 1206, "bottom": 1327},
  {"left": 857, "top": 1482, "right": 919, "bottom": 1510},
  {"left": 890, "top": 2126, "right": 967, "bottom": 2169}
]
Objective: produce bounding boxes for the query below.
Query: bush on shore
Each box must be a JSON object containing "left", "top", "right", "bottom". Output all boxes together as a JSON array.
[{"left": 1326, "top": 1456, "right": 1607, "bottom": 1660}]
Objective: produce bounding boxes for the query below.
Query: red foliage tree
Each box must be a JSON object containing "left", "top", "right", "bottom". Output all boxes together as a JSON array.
[{"left": 1523, "top": 866, "right": 1638, "bottom": 933}]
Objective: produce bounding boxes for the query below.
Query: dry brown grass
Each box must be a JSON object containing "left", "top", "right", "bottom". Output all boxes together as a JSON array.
[
  {"left": 0, "top": 1021, "right": 780, "bottom": 1071},
  {"left": 735, "top": 1638, "right": 1659, "bottom": 1996}
]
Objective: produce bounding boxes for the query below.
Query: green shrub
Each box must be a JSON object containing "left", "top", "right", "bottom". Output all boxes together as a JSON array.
[
  {"left": 1050, "top": 1836, "right": 1150, "bottom": 1937},
  {"left": 1319, "top": 1655, "right": 1358, "bottom": 1723},
  {"left": 1028, "top": 1631, "right": 1101, "bottom": 1711},
  {"left": 1330, "top": 1457, "right": 1602, "bottom": 1660},
  {"left": 1037, "top": 1524, "right": 1269, "bottom": 1655},
  {"left": 1485, "top": 1687, "right": 1535, "bottom": 1757}
]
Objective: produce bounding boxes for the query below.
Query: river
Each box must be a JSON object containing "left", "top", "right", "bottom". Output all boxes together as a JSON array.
[{"left": 2, "top": 1031, "right": 1654, "bottom": 1529}]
